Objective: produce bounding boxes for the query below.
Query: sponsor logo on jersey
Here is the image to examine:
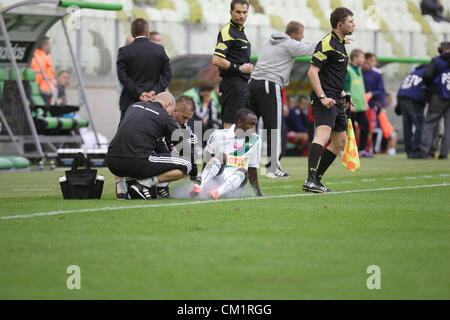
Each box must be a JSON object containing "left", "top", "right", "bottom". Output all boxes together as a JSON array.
[{"left": 227, "top": 155, "right": 246, "bottom": 168}]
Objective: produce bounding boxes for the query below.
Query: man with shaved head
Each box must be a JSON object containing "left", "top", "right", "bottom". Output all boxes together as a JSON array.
[
  {"left": 106, "top": 92, "right": 192, "bottom": 200},
  {"left": 151, "top": 95, "right": 200, "bottom": 198}
]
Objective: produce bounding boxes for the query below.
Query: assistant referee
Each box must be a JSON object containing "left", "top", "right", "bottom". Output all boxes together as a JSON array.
[
  {"left": 303, "top": 7, "right": 356, "bottom": 193},
  {"left": 212, "top": 0, "right": 253, "bottom": 129}
]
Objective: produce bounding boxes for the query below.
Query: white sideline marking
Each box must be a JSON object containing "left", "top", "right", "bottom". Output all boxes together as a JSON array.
[{"left": 1, "top": 183, "right": 449, "bottom": 221}]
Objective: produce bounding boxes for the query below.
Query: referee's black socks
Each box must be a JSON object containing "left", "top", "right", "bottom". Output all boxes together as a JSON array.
[
  {"left": 317, "top": 149, "right": 337, "bottom": 181},
  {"left": 307, "top": 143, "right": 323, "bottom": 181}
]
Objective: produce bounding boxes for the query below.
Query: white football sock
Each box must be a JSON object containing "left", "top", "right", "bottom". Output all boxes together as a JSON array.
[
  {"left": 138, "top": 177, "right": 159, "bottom": 188},
  {"left": 387, "top": 148, "right": 396, "bottom": 155},
  {"left": 217, "top": 170, "right": 246, "bottom": 197},
  {"left": 156, "top": 182, "right": 169, "bottom": 187},
  {"left": 115, "top": 177, "right": 128, "bottom": 194},
  {"left": 200, "top": 157, "right": 222, "bottom": 188}
]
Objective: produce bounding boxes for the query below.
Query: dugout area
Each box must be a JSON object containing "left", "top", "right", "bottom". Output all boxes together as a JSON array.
[{"left": 0, "top": 0, "right": 121, "bottom": 168}]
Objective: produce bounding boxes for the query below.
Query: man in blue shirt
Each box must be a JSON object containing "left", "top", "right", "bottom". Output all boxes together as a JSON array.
[
  {"left": 362, "top": 53, "right": 386, "bottom": 111},
  {"left": 362, "top": 52, "right": 386, "bottom": 154},
  {"left": 396, "top": 65, "right": 426, "bottom": 158},
  {"left": 286, "top": 95, "right": 309, "bottom": 142}
]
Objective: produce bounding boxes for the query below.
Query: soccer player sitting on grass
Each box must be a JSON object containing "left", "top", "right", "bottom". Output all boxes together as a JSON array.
[{"left": 190, "top": 109, "right": 263, "bottom": 199}]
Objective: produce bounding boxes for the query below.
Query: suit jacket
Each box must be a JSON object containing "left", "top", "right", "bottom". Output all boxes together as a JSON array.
[{"left": 117, "top": 37, "right": 172, "bottom": 112}]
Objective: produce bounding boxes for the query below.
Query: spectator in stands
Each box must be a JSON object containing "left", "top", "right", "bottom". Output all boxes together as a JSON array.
[
  {"left": 117, "top": 18, "right": 172, "bottom": 121},
  {"left": 281, "top": 93, "right": 290, "bottom": 157},
  {"left": 306, "top": 101, "right": 315, "bottom": 144},
  {"left": 148, "top": 31, "right": 163, "bottom": 45},
  {"left": 56, "top": 70, "right": 70, "bottom": 106},
  {"left": 30, "top": 36, "right": 57, "bottom": 105},
  {"left": 396, "top": 64, "right": 427, "bottom": 158},
  {"left": 182, "top": 81, "right": 222, "bottom": 133},
  {"left": 212, "top": 0, "right": 253, "bottom": 129},
  {"left": 249, "top": 20, "right": 315, "bottom": 178},
  {"left": 421, "top": 0, "right": 450, "bottom": 22},
  {"left": 413, "top": 41, "right": 450, "bottom": 159},
  {"left": 345, "top": 49, "right": 371, "bottom": 157},
  {"left": 285, "top": 95, "right": 309, "bottom": 156},
  {"left": 362, "top": 52, "right": 386, "bottom": 155}
]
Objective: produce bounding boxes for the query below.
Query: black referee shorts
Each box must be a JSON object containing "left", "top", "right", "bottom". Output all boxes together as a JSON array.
[
  {"left": 106, "top": 153, "right": 192, "bottom": 179},
  {"left": 219, "top": 76, "right": 249, "bottom": 124},
  {"left": 312, "top": 97, "right": 347, "bottom": 132}
]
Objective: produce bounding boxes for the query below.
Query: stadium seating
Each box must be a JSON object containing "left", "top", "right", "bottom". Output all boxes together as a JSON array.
[
  {"left": 0, "top": 156, "right": 30, "bottom": 170},
  {"left": 105, "top": 0, "right": 449, "bottom": 59},
  {"left": 2, "top": 68, "right": 89, "bottom": 134}
]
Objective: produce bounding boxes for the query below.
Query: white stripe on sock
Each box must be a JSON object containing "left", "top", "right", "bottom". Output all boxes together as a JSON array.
[{"left": 275, "top": 83, "right": 282, "bottom": 168}]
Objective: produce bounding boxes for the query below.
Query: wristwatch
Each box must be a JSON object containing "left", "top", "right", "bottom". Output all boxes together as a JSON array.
[{"left": 319, "top": 94, "right": 326, "bottom": 99}]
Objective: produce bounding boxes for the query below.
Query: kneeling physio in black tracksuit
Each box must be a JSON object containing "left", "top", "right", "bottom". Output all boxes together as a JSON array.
[{"left": 106, "top": 92, "right": 192, "bottom": 200}]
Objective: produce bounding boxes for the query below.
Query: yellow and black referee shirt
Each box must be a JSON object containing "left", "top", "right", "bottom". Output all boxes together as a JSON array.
[
  {"left": 214, "top": 20, "right": 251, "bottom": 80},
  {"left": 311, "top": 31, "right": 349, "bottom": 98}
]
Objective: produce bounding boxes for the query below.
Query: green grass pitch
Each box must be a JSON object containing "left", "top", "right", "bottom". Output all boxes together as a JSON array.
[{"left": 0, "top": 155, "right": 449, "bottom": 299}]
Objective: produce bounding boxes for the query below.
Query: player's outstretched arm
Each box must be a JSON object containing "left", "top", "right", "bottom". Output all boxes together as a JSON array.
[{"left": 248, "top": 167, "right": 263, "bottom": 197}]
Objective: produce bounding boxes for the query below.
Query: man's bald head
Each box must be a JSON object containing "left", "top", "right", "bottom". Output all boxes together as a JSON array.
[{"left": 154, "top": 92, "right": 176, "bottom": 115}]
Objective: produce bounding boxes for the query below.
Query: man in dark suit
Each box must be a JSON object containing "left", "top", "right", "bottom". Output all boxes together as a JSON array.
[{"left": 117, "top": 18, "right": 172, "bottom": 121}]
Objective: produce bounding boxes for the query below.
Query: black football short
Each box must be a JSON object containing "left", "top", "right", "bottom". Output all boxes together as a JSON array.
[
  {"left": 219, "top": 76, "right": 249, "bottom": 124},
  {"left": 312, "top": 97, "right": 347, "bottom": 132},
  {"left": 106, "top": 153, "right": 191, "bottom": 179}
]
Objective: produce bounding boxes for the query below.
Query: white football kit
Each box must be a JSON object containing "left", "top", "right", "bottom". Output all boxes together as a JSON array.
[{"left": 205, "top": 124, "right": 261, "bottom": 184}]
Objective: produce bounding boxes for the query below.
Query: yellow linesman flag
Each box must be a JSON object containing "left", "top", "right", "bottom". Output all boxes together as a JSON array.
[{"left": 341, "top": 118, "right": 361, "bottom": 172}]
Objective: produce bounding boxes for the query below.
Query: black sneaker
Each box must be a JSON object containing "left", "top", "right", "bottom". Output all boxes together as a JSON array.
[
  {"left": 265, "top": 168, "right": 290, "bottom": 178},
  {"left": 129, "top": 182, "right": 155, "bottom": 200},
  {"left": 156, "top": 186, "right": 170, "bottom": 198},
  {"left": 117, "top": 193, "right": 130, "bottom": 200},
  {"left": 316, "top": 181, "right": 333, "bottom": 192},
  {"left": 302, "top": 180, "right": 325, "bottom": 193}
]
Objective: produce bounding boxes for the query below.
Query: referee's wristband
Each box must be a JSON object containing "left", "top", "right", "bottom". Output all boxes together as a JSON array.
[{"left": 229, "top": 63, "right": 241, "bottom": 73}]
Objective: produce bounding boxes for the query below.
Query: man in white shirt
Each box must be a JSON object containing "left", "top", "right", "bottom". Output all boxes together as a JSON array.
[{"left": 191, "top": 109, "right": 263, "bottom": 199}]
